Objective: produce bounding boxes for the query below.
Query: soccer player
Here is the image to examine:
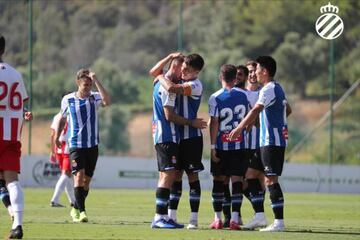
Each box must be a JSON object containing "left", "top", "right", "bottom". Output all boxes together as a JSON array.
[
  {"left": 150, "top": 55, "right": 206, "bottom": 229},
  {"left": 229, "top": 56, "right": 292, "bottom": 232},
  {"left": 222, "top": 64, "right": 249, "bottom": 228},
  {"left": 156, "top": 54, "right": 206, "bottom": 229},
  {"left": 241, "top": 60, "right": 268, "bottom": 230},
  {"left": 49, "top": 110, "right": 75, "bottom": 208},
  {"left": 56, "top": 69, "right": 110, "bottom": 223},
  {"left": 0, "top": 35, "right": 33, "bottom": 239},
  {"left": 208, "top": 64, "right": 250, "bottom": 230}
]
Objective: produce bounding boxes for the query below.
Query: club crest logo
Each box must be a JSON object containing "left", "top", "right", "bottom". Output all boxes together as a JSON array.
[{"left": 315, "top": 2, "right": 344, "bottom": 40}]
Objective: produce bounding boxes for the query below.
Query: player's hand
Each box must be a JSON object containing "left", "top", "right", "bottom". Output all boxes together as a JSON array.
[
  {"left": 229, "top": 127, "right": 242, "bottom": 141},
  {"left": 211, "top": 149, "right": 220, "bottom": 163},
  {"left": 88, "top": 71, "right": 97, "bottom": 82},
  {"left": 24, "top": 111, "right": 33, "bottom": 121},
  {"left": 191, "top": 118, "right": 207, "bottom": 129},
  {"left": 55, "top": 138, "right": 62, "bottom": 149}
]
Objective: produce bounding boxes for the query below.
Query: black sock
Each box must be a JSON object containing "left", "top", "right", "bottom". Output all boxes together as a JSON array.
[
  {"left": 242, "top": 186, "right": 251, "bottom": 201},
  {"left": 231, "top": 181, "right": 243, "bottom": 216},
  {"left": 189, "top": 180, "right": 201, "bottom": 212},
  {"left": 84, "top": 189, "right": 89, "bottom": 199},
  {"left": 247, "top": 179, "right": 265, "bottom": 213},
  {"left": 212, "top": 180, "right": 224, "bottom": 212},
  {"left": 268, "top": 183, "right": 284, "bottom": 219},
  {"left": 0, "top": 179, "right": 11, "bottom": 208},
  {"left": 169, "top": 181, "right": 182, "bottom": 210},
  {"left": 156, "top": 187, "right": 170, "bottom": 215},
  {"left": 222, "top": 184, "right": 231, "bottom": 220},
  {"left": 74, "top": 186, "right": 86, "bottom": 212}
]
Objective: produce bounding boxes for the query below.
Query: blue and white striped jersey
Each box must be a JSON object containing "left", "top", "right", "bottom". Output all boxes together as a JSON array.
[
  {"left": 61, "top": 92, "right": 102, "bottom": 149},
  {"left": 246, "top": 88, "right": 261, "bottom": 149},
  {"left": 209, "top": 87, "right": 250, "bottom": 150},
  {"left": 256, "top": 81, "right": 288, "bottom": 147},
  {"left": 152, "top": 81, "right": 178, "bottom": 144},
  {"left": 177, "top": 79, "right": 202, "bottom": 140}
]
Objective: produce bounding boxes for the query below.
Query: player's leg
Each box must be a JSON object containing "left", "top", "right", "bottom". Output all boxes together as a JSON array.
[
  {"left": 1, "top": 141, "right": 24, "bottom": 239},
  {"left": 242, "top": 149, "right": 267, "bottom": 230},
  {"left": 222, "top": 177, "right": 231, "bottom": 228},
  {"left": 50, "top": 155, "right": 68, "bottom": 207},
  {"left": 152, "top": 142, "right": 181, "bottom": 229},
  {"left": 259, "top": 146, "right": 285, "bottom": 232},
  {"left": 168, "top": 171, "right": 183, "bottom": 222},
  {"left": 69, "top": 148, "right": 85, "bottom": 222},
  {"left": 0, "top": 172, "right": 13, "bottom": 220},
  {"left": 63, "top": 154, "right": 75, "bottom": 207},
  {"left": 187, "top": 172, "right": 201, "bottom": 229}
]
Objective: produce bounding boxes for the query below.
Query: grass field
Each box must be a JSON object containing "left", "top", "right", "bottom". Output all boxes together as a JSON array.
[{"left": 1, "top": 189, "right": 359, "bottom": 239}]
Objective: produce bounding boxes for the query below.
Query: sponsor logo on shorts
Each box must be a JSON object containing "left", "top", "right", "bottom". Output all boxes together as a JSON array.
[
  {"left": 171, "top": 156, "right": 177, "bottom": 164},
  {"left": 72, "top": 160, "right": 77, "bottom": 168}
]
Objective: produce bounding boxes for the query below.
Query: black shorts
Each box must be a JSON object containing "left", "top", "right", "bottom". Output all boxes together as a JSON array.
[
  {"left": 260, "top": 146, "right": 285, "bottom": 176},
  {"left": 248, "top": 149, "right": 264, "bottom": 172},
  {"left": 177, "top": 137, "right": 204, "bottom": 173},
  {"left": 155, "top": 142, "right": 178, "bottom": 172},
  {"left": 211, "top": 149, "right": 248, "bottom": 177},
  {"left": 69, "top": 146, "right": 98, "bottom": 178}
]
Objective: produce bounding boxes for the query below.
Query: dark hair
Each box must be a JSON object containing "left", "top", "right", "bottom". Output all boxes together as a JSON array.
[
  {"left": 220, "top": 64, "right": 237, "bottom": 83},
  {"left": 76, "top": 68, "right": 91, "bottom": 81},
  {"left": 236, "top": 65, "right": 249, "bottom": 77},
  {"left": 246, "top": 60, "right": 257, "bottom": 68},
  {"left": 170, "top": 55, "right": 184, "bottom": 67},
  {"left": 256, "top": 56, "right": 276, "bottom": 77},
  {"left": 184, "top": 53, "right": 204, "bottom": 71},
  {"left": 0, "top": 35, "right": 5, "bottom": 54}
]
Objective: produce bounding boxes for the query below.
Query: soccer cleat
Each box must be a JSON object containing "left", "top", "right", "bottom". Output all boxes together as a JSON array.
[
  {"left": 223, "top": 218, "right": 231, "bottom": 228},
  {"left": 167, "top": 219, "right": 184, "bottom": 228},
  {"left": 50, "top": 202, "right": 65, "bottom": 207},
  {"left": 76, "top": 211, "right": 88, "bottom": 222},
  {"left": 70, "top": 207, "right": 80, "bottom": 222},
  {"left": 229, "top": 220, "right": 241, "bottom": 230},
  {"left": 242, "top": 214, "right": 267, "bottom": 230},
  {"left": 209, "top": 219, "right": 223, "bottom": 229},
  {"left": 8, "top": 225, "right": 23, "bottom": 239},
  {"left": 259, "top": 222, "right": 285, "bottom": 232},
  {"left": 187, "top": 220, "right": 198, "bottom": 230},
  {"left": 151, "top": 218, "right": 177, "bottom": 229}
]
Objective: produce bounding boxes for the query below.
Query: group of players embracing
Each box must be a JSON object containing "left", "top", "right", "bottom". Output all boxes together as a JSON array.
[{"left": 150, "top": 52, "right": 291, "bottom": 232}]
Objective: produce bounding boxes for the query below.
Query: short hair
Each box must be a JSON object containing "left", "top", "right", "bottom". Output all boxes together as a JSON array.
[
  {"left": 246, "top": 60, "right": 257, "bottom": 68},
  {"left": 170, "top": 55, "right": 184, "bottom": 67},
  {"left": 76, "top": 68, "right": 91, "bottom": 81},
  {"left": 184, "top": 53, "right": 204, "bottom": 71},
  {"left": 256, "top": 56, "right": 277, "bottom": 77},
  {"left": 236, "top": 65, "right": 249, "bottom": 77},
  {"left": 220, "top": 64, "right": 237, "bottom": 83},
  {"left": 0, "top": 35, "right": 5, "bottom": 53}
]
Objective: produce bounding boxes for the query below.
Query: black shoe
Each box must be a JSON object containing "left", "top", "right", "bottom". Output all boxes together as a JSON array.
[
  {"left": 8, "top": 225, "right": 23, "bottom": 239},
  {"left": 50, "top": 202, "right": 65, "bottom": 207},
  {"left": 223, "top": 218, "right": 231, "bottom": 228}
]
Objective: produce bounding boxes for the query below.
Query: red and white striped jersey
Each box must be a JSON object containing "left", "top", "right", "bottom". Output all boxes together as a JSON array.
[{"left": 0, "top": 63, "right": 28, "bottom": 142}]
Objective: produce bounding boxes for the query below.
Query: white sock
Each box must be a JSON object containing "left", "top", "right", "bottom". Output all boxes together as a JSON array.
[
  {"left": 215, "top": 211, "right": 222, "bottom": 220},
  {"left": 189, "top": 212, "right": 198, "bottom": 223},
  {"left": 255, "top": 212, "right": 265, "bottom": 219},
  {"left": 7, "top": 205, "right": 13, "bottom": 217},
  {"left": 7, "top": 181, "right": 24, "bottom": 229},
  {"left": 154, "top": 213, "right": 167, "bottom": 221},
  {"left": 65, "top": 176, "right": 75, "bottom": 205},
  {"left": 231, "top": 212, "right": 239, "bottom": 223},
  {"left": 274, "top": 219, "right": 284, "bottom": 226},
  {"left": 51, "top": 174, "right": 68, "bottom": 203},
  {"left": 168, "top": 209, "right": 177, "bottom": 221}
]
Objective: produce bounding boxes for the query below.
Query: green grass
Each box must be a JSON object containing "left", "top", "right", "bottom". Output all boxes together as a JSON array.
[{"left": 1, "top": 189, "right": 359, "bottom": 239}]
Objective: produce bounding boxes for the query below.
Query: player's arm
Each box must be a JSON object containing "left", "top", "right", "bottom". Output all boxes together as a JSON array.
[
  {"left": 55, "top": 117, "right": 66, "bottom": 149},
  {"left": 157, "top": 74, "right": 193, "bottom": 96},
  {"left": 89, "top": 71, "right": 111, "bottom": 107},
  {"left": 149, "top": 52, "right": 182, "bottom": 77},
  {"left": 163, "top": 106, "right": 206, "bottom": 129},
  {"left": 209, "top": 116, "right": 220, "bottom": 163},
  {"left": 229, "top": 103, "right": 264, "bottom": 141},
  {"left": 286, "top": 102, "right": 292, "bottom": 117}
]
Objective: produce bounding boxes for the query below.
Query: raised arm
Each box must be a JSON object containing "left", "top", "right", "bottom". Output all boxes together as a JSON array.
[
  {"left": 149, "top": 52, "right": 182, "bottom": 77},
  {"left": 157, "top": 75, "right": 187, "bottom": 95},
  {"left": 89, "top": 71, "right": 111, "bottom": 107}
]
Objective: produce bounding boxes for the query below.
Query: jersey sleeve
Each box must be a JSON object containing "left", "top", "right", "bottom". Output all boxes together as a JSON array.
[
  {"left": 50, "top": 113, "right": 60, "bottom": 130},
  {"left": 161, "top": 88, "right": 176, "bottom": 107},
  {"left": 256, "top": 86, "right": 275, "bottom": 108},
  {"left": 183, "top": 80, "right": 202, "bottom": 96},
  {"left": 208, "top": 95, "right": 218, "bottom": 117},
  {"left": 60, "top": 96, "right": 69, "bottom": 118}
]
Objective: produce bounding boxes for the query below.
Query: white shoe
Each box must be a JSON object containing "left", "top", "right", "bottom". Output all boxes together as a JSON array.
[
  {"left": 242, "top": 214, "right": 267, "bottom": 230},
  {"left": 187, "top": 223, "right": 198, "bottom": 229},
  {"left": 259, "top": 222, "right": 285, "bottom": 232}
]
